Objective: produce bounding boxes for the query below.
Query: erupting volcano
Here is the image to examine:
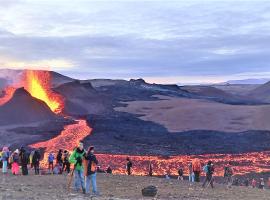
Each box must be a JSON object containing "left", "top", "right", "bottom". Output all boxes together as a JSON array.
[{"left": 1, "top": 69, "right": 270, "bottom": 178}]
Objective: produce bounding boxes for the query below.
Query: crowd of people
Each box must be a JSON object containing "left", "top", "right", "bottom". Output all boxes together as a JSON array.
[
  {"left": 172, "top": 159, "right": 270, "bottom": 190},
  {"left": 1, "top": 143, "right": 270, "bottom": 195}
]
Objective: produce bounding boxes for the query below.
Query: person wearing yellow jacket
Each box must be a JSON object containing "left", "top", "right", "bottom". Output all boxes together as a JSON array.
[{"left": 69, "top": 141, "right": 86, "bottom": 193}]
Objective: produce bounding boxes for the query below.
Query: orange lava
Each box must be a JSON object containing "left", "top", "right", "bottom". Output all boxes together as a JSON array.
[
  {"left": 0, "top": 86, "right": 16, "bottom": 106},
  {"left": 23, "top": 70, "right": 64, "bottom": 113},
  {"left": 29, "top": 117, "right": 270, "bottom": 176},
  {"left": 30, "top": 119, "right": 92, "bottom": 167},
  {"left": 95, "top": 151, "right": 270, "bottom": 176}
]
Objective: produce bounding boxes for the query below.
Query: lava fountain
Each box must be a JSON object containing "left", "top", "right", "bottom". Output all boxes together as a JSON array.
[{"left": 23, "top": 70, "right": 64, "bottom": 113}]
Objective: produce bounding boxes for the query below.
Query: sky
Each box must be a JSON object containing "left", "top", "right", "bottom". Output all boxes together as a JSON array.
[{"left": 0, "top": 0, "right": 270, "bottom": 84}]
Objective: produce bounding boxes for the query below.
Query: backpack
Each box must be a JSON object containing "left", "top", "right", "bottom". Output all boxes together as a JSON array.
[
  {"left": 224, "top": 167, "right": 233, "bottom": 177},
  {"left": 9, "top": 155, "right": 13, "bottom": 163},
  {"left": 91, "top": 161, "right": 97, "bottom": 172},
  {"left": 203, "top": 165, "right": 208, "bottom": 173}
]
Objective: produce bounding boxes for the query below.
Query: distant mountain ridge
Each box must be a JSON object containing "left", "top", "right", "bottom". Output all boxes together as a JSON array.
[{"left": 223, "top": 78, "right": 270, "bottom": 85}]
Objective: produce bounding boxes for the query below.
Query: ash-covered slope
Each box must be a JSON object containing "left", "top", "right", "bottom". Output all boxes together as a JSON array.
[
  {"left": 54, "top": 80, "right": 110, "bottom": 116},
  {"left": 0, "top": 88, "right": 58, "bottom": 125},
  {"left": 249, "top": 81, "right": 270, "bottom": 103}
]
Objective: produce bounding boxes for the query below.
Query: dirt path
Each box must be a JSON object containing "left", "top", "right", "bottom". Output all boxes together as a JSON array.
[{"left": 1, "top": 172, "right": 270, "bottom": 200}]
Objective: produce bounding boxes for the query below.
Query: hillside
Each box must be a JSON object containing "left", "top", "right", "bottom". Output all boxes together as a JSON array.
[
  {"left": 54, "top": 80, "right": 110, "bottom": 116},
  {"left": 0, "top": 88, "right": 58, "bottom": 125},
  {"left": 249, "top": 81, "right": 270, "bottom": 102}
]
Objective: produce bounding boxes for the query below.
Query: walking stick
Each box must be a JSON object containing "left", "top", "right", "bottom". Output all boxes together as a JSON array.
[
  {"left": 67, "top": 161, "right": 78, "bottom": 192},
  {"left": 197, "top": 176, "right": 213, "bottom": 200}
]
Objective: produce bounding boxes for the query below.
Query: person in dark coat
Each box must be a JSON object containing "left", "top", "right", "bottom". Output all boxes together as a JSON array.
[
  {"left": 202, "top": 161, "right": 215, "bottom": 188},
  {"left": 126, "top": 157, "right": 133, "bottom": 175},
  {"left": 32, "top": 150, "right": 41, "bottom": 175},
  {"left": 62, "top": 150, "right": 70, "bottom": 173},
  {"left": 19, "top": 147, "right": 29, "bottom": 175},
  {"left": 149, "top": 162, "right": 153, "bottom": 176},
  {"left": 56, "top": 149, "right": 63, "bottom": 174},
  {"left": 106, "top": 165, "right": 112, "bottom": 174},
  {"left": 85, "top": 146, "right": 99, "bottom": 195}
]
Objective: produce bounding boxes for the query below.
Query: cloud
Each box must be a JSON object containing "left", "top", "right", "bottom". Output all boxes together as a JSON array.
[{"left": 0, "top": 1, "right": 270, "bottom": 83}]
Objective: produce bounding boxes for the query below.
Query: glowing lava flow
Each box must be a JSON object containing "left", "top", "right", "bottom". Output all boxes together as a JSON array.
[
  {"left": 24, "top": 70, "right": 64, "bottom": 113},
  {"left": 95, "top": 151, "right": 270, "bottom": 176},
  {"left": 30, "top": 119, "right": 92, "bottom": 167},
  {"left": 0, "top": 86, "right": 16, "bottom": 106}
]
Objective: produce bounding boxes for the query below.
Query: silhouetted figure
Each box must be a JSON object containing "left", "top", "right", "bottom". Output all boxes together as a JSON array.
[
  {"left": 224, "top": 162, "right": 233, "bottom": 188},
  {"left": 244, "top": 178, "right": 249, "bottom": 187},
  {"left": 177, "top": 167, "right": 184, "bottom": 180},
  {"left": 62, "top": 150, "right": 70, "bottom": 173},
  {"left": 19, "top": 147, "right": 29, "bottom": 175},
  {"left": 202, "top": 161, "right": 214, "bottom": 188},
  {"left": 32, "top": 150, "right": 41, "bottom": 175},
  {"left": 126, "top": 157, "right": 133, "bottom": 175},
  {"left": 259, "top": 178, "right": 265, "bottom": 189},
  {"left": 106, "top": 165, "right": 112, "bottom": 174},
  {"left": 149, "top": 162, "right": 153, "bottom": 176},
  {"left": 56, "top": 149, "right": 63, "bottom": 173},
  {"left": 192, "top": 159, "right": 201, "bottom": 182}
]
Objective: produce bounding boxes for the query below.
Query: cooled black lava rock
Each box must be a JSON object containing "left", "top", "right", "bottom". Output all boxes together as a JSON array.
[{"left": 142, "top": 185, "right": 158, "bottom": 197}]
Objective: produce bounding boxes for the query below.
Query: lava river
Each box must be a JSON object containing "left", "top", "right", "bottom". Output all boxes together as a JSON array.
[
  {"left": 30, "top": 119, "right": 92, "bottom": 168},
  {"left": 30, "top": 117, "right": 270, "bottom": 176}
]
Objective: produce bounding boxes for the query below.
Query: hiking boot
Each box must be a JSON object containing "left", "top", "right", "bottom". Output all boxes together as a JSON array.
[{"left": 82, "top": 188, "right": 86, "bottom": 194}]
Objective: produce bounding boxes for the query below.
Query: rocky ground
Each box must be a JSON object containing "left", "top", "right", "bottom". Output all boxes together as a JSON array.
[{"left": 1, "top": 172, "right": 270, "bottom": 200}]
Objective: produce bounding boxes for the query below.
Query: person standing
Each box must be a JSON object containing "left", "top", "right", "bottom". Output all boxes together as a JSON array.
[
  {"left": 192, "top": 159, "right": 201, "bottom": 182},
  {"left": 19, "top": 147, "right": 29, "bottom": 175},
  {"left": 1, "top": 147, "right": 10, "bottom": 174},
  {"left": 11, "top": 149, "right": 20, "bottom": 175},
  {"left": 148, "top": 162, "right": 153, "bottom": 176},
  {"left": 224, "top": 162, "right": 234, "bottom": 188},
  {"left": 106, "top": 165, "right": 112, "bottom": 174},
  {"left": 251, "top": 178, "right": 257, "bottom": 188},
  {"left": 126, "top": 157, "right": 133, "bottom": 175},
  {"left": 32, "top": 149, "right": 41, "bottom": 175},
  {"left": 69, "top": 141, "right": 86, "bottom": 193},
  {"left": 259, "top": 178, "right": 265, "bottom": 189},
  {"left": 177, "top": 167, "right": 184, "bottom": 180},
  {"left": 57, "top": 149, "right": 63, "bottom": 174},
  {"left": 85, "top": 146, "right": 99, "bottom": 195},
  {"left": 62, "top": 150, "right": 70, "bottom": 174},
  {"left": 188, "top": 163, "right": 194, "bottom": 182},
  {"left": 48, "top": 152, "right": 54, "bottom": 173},
  {"left": 202, "top": 161, "right": 215, "bottom": 188}
]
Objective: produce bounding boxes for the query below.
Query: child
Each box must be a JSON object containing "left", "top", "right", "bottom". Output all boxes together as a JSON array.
[{"left": 251, "top": 178, "right": 257, "bottom": 188}]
